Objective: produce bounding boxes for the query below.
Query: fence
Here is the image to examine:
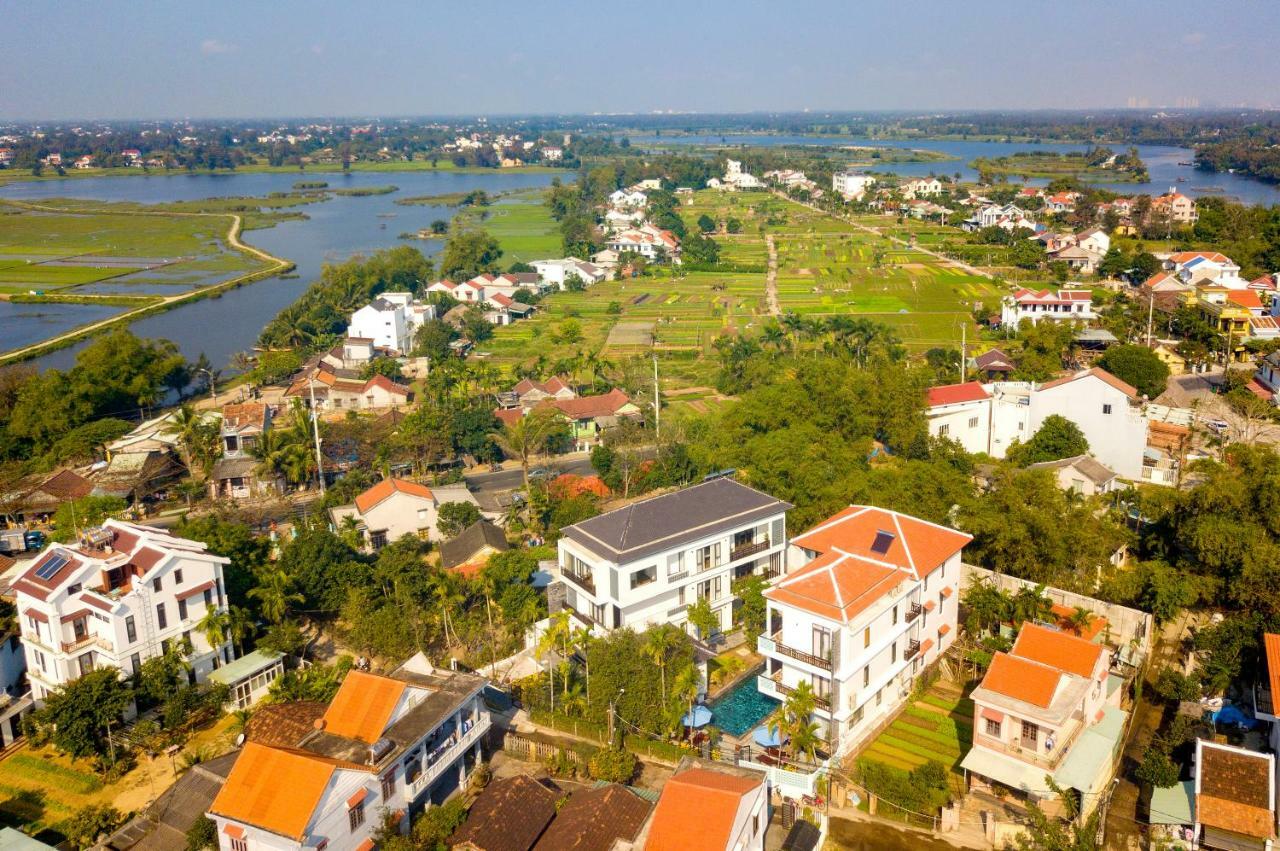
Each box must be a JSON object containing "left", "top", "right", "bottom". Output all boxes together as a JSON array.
[
  {"left": 961, "top": 564, "right": 1153, "bottom": 667},
  {"left": 525, "top": 709, "right": 695, "bottom": 764}
]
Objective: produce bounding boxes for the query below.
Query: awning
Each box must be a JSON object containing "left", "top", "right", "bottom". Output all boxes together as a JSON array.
[
  {"left": 22, "top": 609, "right": 48, "bottom": 623},
  {"left": 1149, "top": 780, "right": 1195, "bottom": 826},
  {"left": 1053, "top": 707, "right": 1128, "bottom": 795},
  {"left": 208, "top": 649, "right": 284, "bottom": 686},
  {"left": 176, "top": 581, "right": 215, "bottom": 601},
  {"left": 223, "top": 825, "right": 245, "bottom": 839},
  {"left": 347, "top": 788, "right": 367, "bottom": 808},
  {"left": 981, "top": 707, "right": 1005, "bottom": 724},
  {"left": 960, "top": 747, "right": 1053, "bottom": 797}
]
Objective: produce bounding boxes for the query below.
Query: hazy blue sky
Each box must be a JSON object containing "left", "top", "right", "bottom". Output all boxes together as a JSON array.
[{"left": 4, "top": 0, "right": 1278, "bottom": 120}]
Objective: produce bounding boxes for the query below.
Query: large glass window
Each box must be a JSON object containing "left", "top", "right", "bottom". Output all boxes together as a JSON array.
[{"left": 630, "top": 565, "right": 656, "bottom": 590}]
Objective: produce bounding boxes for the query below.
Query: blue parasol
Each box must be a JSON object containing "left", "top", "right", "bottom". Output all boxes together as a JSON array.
[
  {"left": 753, "top": 724, "right": 784, "bottom": 748},
  {"left": 682, "top": 705, "right": 713, "bottom": 728}
]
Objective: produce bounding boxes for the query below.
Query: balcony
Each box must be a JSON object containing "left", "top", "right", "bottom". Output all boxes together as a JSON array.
[
  {"left": 730, "top": 538, "right": 771, "bottom": 562},
  {"left": 561, "top": 569, "right": 595, "bottom": 596},
  {"left": 758, "top": 631, "right": 832, "bottom": 671},
  {"left": 904, "top": 639, "right": 922, "bottom": 661},
  {"left": 407, "top": 712, "right": 491, "bottom": 798},
  {"left": 768, "top": 669, "right": 830, "bottom": 710},
  {"left": 905, "top": 602, "right": 923, "bottom": 624},
  {"left": 978, "top": 716, "right": 1083, "bottom": 771}
]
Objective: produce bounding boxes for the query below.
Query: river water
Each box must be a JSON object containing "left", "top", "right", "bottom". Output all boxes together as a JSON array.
[
  {"left": 0, "top": 170, "right": 557, "bottom": 372},
  {"left": 629, "top": 133, "right": 1280, "bottom": 206}
]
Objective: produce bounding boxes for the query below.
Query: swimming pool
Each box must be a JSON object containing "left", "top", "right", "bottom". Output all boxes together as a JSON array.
[{"left": 710, "top": 672, "right": 780, "bottom": 737}]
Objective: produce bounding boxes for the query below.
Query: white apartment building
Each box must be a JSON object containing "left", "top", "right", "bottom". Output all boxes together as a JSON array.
[
  {"left": 13, "top": 519, "right": 231, "bottom": 703},
  {"left": 555, "top": 478, "right": 791, "bottom": 636},
  {"left": 530, "top": 258, "right": 605, "bottom": 289},
  {"left": 347, "top": 293, "right": 436, "bottom": 356},
  {"left": 925, "top": 369, "right": 1154, "bottom": 481},
  {"left": 758, "top": 506, "right": 970, "bottom": 755},
  {"left": 209, "top": 667, "right": 490, "bottom": 851},
  {"left": 833, "top": 170, "right": 876, "bottom": 201}
]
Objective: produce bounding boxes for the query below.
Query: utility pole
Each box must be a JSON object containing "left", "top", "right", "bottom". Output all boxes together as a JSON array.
[
  {"left": 307, "top": 380, "right": 326, "bottom": 493},
  {"left": 959, "top": 323, "right": 967, "bottom": 383},
  {"left": 652, "top": 354, "right": 661, "bottom": 441},
  {"left": 1146, "top": 289, "right": 1155, "bottom": 347}
]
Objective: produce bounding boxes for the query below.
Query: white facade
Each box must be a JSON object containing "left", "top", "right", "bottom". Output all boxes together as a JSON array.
[
  {"left": 531, "top": 258, "right": 604, "bottom": 289},
  {"left": 833, "top": 171, "right": 876, "bottom": 201},
  {"left": 347, "top": 294, "right": 434, "bottom": 356},
  {"left": 13, "top": 520, "right": 231, "bottom": 703},
  {"left": 758, "top": 507, "right": 968, "bottom": 755},
  {"left": 555, "top": 480, "right": 789, "bottom": 637},
  {"left": 1000, "top": 289, "right": 1095, "bottom": 328}
]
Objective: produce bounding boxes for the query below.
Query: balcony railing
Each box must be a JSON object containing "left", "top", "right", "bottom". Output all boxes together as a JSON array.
[
  {"left": 904, "top": 638, "right": 922, "bottom": 661},
  {"left": 407, "top": 713, "right": 491, "bottom": 798},
  {"left": 760, "top": 631, "right": 832, "bottom": 671},
  {"left": 730, "top": 538, "right": 771, "bottom": 561},
  {"left": 770, "top": 669, "right": 830, "bottom": 710},
  {"left": 561, "top": 569, "right": 595, "bottom": 595},
  {"left": 905, "top": 602, "right": 923, "bottom": 624}
]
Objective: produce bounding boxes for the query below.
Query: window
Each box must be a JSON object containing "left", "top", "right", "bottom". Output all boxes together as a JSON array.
[
  {"left": 667, "top": 552, "right": 683, "bottom": 577},
  {"left": 1021, "top": 720, "right": 1038, "bottom": 744},
  {"left": 229, "top": 838, "right": 247, "bottom": 851},
  {"left": 863, "top": 667, "right": 870, "bottom": 688},
  {"left": 381, "top": 772, "right": 397, "bottom": 800},
  {"left": 130, "top": 652, "right": 141, "bottom": 674},
  {"left": 969, "top": 416, "right": 979, "bottom": 429},
  {"left": 125, "top": 616, "right": 136, "bottom": 643},
  {"left": 204, "top": 589, "right": 213, "bottom": 608},
  {"left": 349, "top": 802, "right": 366, "bottom": 831},
  {"left": 1102, "top": 403, "right": 1112, "bottom": 415},
  {"left": 892, "top": 605, "right": 898, "bottom": 625},
  {"left": 938, "top": 423, "right": 950, "bottom": 436},
  {"left": 890, "top": 641, "right": 897, "bottom": 664},
  {"left": 178, "top": 599, "right": 188, "bottom": 621},
  {"left": 630, "top": 565, "right": 656, "bottom": 590},
  {"left": 370, "top": 530, "right": 388, "bottom": 550},
  {"left": 34, "top": 650, "right": 45, "bottom": 673},
  {"left": 985, "top": 718, "right": 1001, "bottom": 737},
  {"left": 67, "top": 583, "right": 81, "bottom": 594},
  {"left": 152, "top": 577, "right": 162, "bottom": 593},
  {"left": 173, "top": 569, "right": 183, "bottom": 585},
  {"left": 712, "top": 576, "right": 722, "bottom": 600},
  {"left": 155, "top": 603, "right": 167, "bottom": 630},
  {"left": 864, "top": 626, "right": 871, "bottom": 648}
]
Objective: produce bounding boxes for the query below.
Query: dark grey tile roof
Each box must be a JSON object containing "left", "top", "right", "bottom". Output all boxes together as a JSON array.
[
  {"left": 561, "top": 478, "right": 791, "bottom": 563},
  {"left": 1027, "top": 454, "right": 1117, "bottom": 486},
  {"left": 104, "top": 753, "right": 238, "bottom": 850},
  {"left": 440, "top": 520, "right": 509, "bottom": 569}
]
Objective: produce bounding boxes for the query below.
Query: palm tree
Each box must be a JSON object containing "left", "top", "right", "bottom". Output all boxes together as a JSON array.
[
  {"left": 1067, "top": 606, "right": 1095, "bottom": 635},
  {"left": 571, "top": 625, "right": 593, "bottom": 707},
  {"left": 226, "top": 606, "right": 254, "bottom": 656},
  {"left": 489, "top": 408, "right": 560, "bottom": 490},
  {"left": 198, "top": 608, "right": 231, "bottom": 654},
  {"left": 249, "top": 570, "right": 303, "bottom": 624},
  {"left": 163, "top": 404, "right": 217, "bottom": 478},
  {"left": 644, "top": 624, "right": 680, "bottom": 702},
  {"left": 537, "top": 612, "right": 570, "bottom": 712},
  {"left": 781, "top": 680, "right": 819, "bottom": 763},
  {"left": 431, "top": 571, "right": 464, "bottom": 648},
  {"left": 670, "top": 663, "right": 701, "bottom": 735},
  {"left": 1011, "top": 584, "right": 1053, "bottom": 627}
]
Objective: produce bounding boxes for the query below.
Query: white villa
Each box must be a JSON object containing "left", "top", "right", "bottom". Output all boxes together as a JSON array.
[
  {"left": 900, "top": 177, "right": 944, "bottom": 199},
  {"left": 347, "top": 293, "right": 436, "bottom": 356},
  {"left": 1000, "top": 288, "right": 1094, "bottom": 328},
  {"left": 13, "top": 520, "right": 231, "bottom": 703},
  {"left": 758, "top": 506, "right": 970, "bottom": 756},
  {"left": 530, "top": 258, "right": 605, "bottom": 289},
  {"left": 555, "top": 478, "right": 790, "bottom": 636},
  {"left": 833, "top": 170, "right": 876, "bottom": 201}
]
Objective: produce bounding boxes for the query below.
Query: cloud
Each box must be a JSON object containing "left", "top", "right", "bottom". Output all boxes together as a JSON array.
[
  {"left": 200, "top": 39, "right": 236, "bottom": 56},
  {"left": 1181, "top": 32, "right": 1205, "bottom": 46}
]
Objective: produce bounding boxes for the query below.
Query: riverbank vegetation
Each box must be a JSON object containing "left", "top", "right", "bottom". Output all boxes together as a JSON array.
[{"left": 971, "top": 146, "right": 1148, "bottom": 182}]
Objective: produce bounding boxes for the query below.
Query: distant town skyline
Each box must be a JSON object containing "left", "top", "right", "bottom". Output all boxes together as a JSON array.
[{"left": 4, "top": 0, "right": 1279, "bottom": 121}]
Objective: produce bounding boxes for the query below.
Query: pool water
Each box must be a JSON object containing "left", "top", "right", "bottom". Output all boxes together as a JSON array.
[{"left": 711, "top": 672, "right": 780, "bottom": 736}]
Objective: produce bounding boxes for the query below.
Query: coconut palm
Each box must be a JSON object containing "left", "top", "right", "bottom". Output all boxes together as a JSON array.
[
  {"left": 570, "top": 625, "right": 593, "bottom": 706},
  {"left": 537, "top": 612, "right": 571, "bottom": 712},
  {"left": 1067, "top": 606, "right": 1095, "bottom": 635},
  {"left": 1011, "top": 584, "right": 1053, "bottom": 627},
  {"left": 197, "top": 608, "right": 231, "bottom": 653},
  {"left": 670, "top": 663, "right": 701, "bottom": 734},
  {"left": 226, "top": 606, "right": 254, "bottom": 656},
  {"left": 163, "top": 404, "right": 218, "bottom": 478},
  {"left": 249, "top": 570, "right": 303, "bottom": 624},
  {"left": 780, "top": 680, "right": 820, "bottom": 763},
  {"left": 431, "top": 571, "right": 465, "bottom": 648},
  {"left": 643, "top": 624, "right": 681, "bottom": 702},
  {"left": 489, "top": 408, "right": 560, "bottom": 491}
]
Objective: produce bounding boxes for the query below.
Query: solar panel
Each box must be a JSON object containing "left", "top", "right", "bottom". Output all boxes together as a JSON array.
[
  {"left": 34, "top": 552, "right": 69, "bottom": 581},
  {"left": 870, "top": 531, "right": 895, "bottom": 555}
]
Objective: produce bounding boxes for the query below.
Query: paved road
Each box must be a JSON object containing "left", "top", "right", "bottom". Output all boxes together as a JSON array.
[
  {"left": 0, "top": 202, "right": 292, "bottom": 365},
  {"left": 463, "top": 455, "right": 597, "bottom": 508}
]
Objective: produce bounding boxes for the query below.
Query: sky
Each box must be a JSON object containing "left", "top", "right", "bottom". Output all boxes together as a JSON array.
[{"left": 4, "top": 0, "right": 1279, "bottom": 121}]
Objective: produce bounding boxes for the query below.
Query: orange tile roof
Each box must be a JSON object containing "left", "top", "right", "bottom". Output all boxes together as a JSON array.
[
  {"left": 1266, "top": 634, "right": 1280, "bottom": 716},
  {"left": 354, "top": 478, "right": 434, "bottom": 514},
  {"left": 764, "top": 550, "right": 907, "bottom": 624},
  {"left": 926, "top": 381, "right": 990, "bottom": 407},
  {"left": 790, "top": 505, "right": 971, "bottom": 581},
  {"left": 210, "top": 742, "right": 358, "bottom": 839},
  {"left": 1038, "top": 367, "right": 1137, "bottom": 399},
  {"left": 1228, "top": 290, "right": 1263, "bottom": 310},
  {"left": 1170, "top": 250, "right": 1232, "bottom": 265},
  {"left": 981, "top": 652, "right": 1063, "bottom": 708},
  {"left": 321, "top": 670, "right": 407, "bottom": 743},
  {"left": 644, "top": 768, "right": 761, "bottom": 851},
  {"left": 1050, "top": 602, "right": 1108, "bottom": 641},
  {"left": 1198, "top": 743, "right": 1276, "bottom": 838},
  {"left": 1011, "top": 623, "right": 1104, "bottom": 680}
]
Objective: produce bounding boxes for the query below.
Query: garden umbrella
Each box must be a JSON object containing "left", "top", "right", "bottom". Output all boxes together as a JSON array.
[
  {"left": 682, "top": 705, "right": 713, "bottom": 728},
  {"left": 753, "top": 725, "right": 784, "bottom": 748}
]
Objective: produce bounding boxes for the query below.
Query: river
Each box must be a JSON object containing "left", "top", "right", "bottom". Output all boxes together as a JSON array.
[
  {"left": 629, "top": 133, "right": 1280, "bottom": 206},
  {"left": 0, "top": 170, "right": 558, "bottom": 372}
]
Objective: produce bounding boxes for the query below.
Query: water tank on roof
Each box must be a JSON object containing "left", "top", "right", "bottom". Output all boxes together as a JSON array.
[{"left": 369, "top": 737, "right": 395, "bottom": 764}]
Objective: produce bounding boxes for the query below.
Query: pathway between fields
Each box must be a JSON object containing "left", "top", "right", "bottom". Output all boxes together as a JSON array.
[
  {"left": 764, "top": 233, "right": 780, "bottom": 316},
  {"left": 772, "top": 190, "right": 996, "bottom": 281},
  {"left": 0, "top": 201, "right": 293, "bottom": 365}
]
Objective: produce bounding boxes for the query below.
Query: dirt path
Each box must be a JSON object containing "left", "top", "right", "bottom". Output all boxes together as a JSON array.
[
  {"left": 0, "top": 201, "right": 293, "bottom": 365},
  {"left": 764, "top": 233, "right": 781, "bottom": 316},
  {"left": 772, "top": 191, "right": 995, "bottom": 281}
]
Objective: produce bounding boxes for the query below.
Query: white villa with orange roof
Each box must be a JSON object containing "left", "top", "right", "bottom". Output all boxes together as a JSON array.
[
  {"left": 999, "top": 288, "right": 1095, "bottom": 328},
  {"left": 209, "top": 667, "right": 490, "bottom": 851},
  {"left": 328, "top": 477, "right": 479, "bottom": 551},
  {"left": 960, "top": 623, "right": 1126, "bottom": 819},
  {"left": 757, "top": 506, "right": 971, "bottom": 756},
  {"left": 1165, "top": 250, "right": 1243, "bottom": 289},
  {"left": 1152, "top": 188, "right": 1198, "bottom": 225},
  {"left": 13, "top": 519, "right": 231, "bottom": 704}
]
